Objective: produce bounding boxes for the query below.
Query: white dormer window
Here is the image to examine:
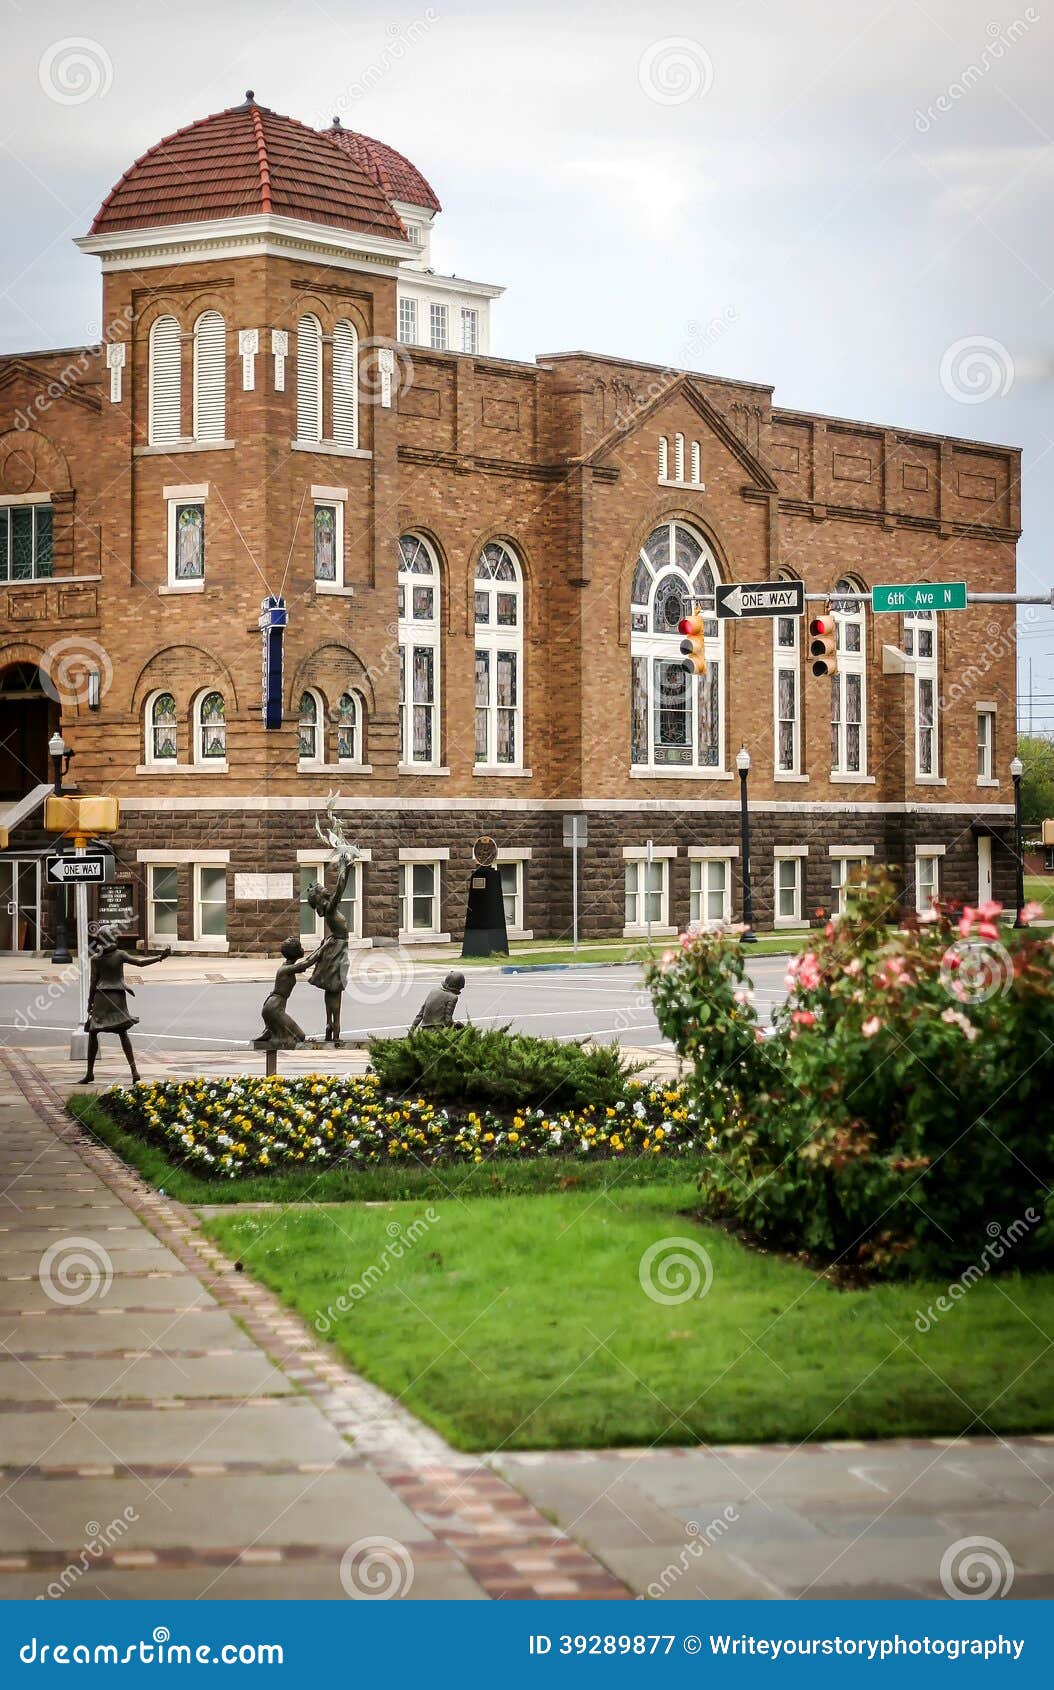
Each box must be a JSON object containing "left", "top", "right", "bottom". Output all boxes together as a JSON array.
[{"left": 404, "top": 222, "right": 422, "bottom": 247}]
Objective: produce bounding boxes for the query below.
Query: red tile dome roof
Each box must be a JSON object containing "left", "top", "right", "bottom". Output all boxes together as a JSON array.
[
  {"left": 325, "top": 119, "right": 441, "bottom": 214},
  {"left": 89, "top": 95, "right": 408, "bottom": 241}
]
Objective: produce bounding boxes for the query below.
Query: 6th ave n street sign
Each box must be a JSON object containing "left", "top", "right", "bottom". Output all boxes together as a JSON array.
[
  {"left": 872, "top": 582, "right": 968, "bottom": 613},
  {"left": 715, "top": 580, "right": 805, "bottom": 619},
  {"left": 45, "top": 852, "right": 115, "bottom": 886}
]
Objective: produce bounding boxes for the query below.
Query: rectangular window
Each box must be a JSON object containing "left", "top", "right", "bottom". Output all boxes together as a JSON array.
[
  {"left": 0, "top": 504, "right": 53, "bottom": 582},
  {"left": 831, "top": 856, "right": 868, "bottom": 915},
  {"left": 498, "top": 860, "right": 523, "bottom": 931},
  {"left": 461, "top": 308, "right": 479, "bottom": 353},
  {"left": 690, "top": 858, "right": 730, "bottom": 926},
  {"left": 653, "top": 659, "right": 693, "bottom": 765},
  {"left": 429, "top": 303, "right": 448, "bottom": 350},
  {"left": 624, "top": 858, "right": 667, "bottom": 931},
  {"left": 917, "top": 676, "right": 935, "bottom": 775},
  {"left": 916, "top": 851, "right": 940, "bottom": 913},
  {"left": 313, "top": 503, "right": 339, "bottom": 582},
  {"left": 474, "top": 648, "right": 519, "bottom": 766},
  {"left": 149, "top": 865, "right": 178, "bottom": 940},
  {"left": 398, "top": 297, "right": 418, "bottom": 344},
  {"left": 299, "top": 864, "right": 324, "bottom": 942},
  {"left": 195, "top": 865, "right": 227, "bottom": 941},
  {"left": 775, "top": 855, "right": 802, "bottom": 923},
  {"left": 399, "top": 860, "right": 440, "bottom": 935},
  {"left": 977, "top": 709, "right": 995, "bottom": 782},
  {"left": 169, "top": 501, "right": 205, "bottom": 584},
  {"left": 776, "top": 666, "right": 798, "bottom": 774}
]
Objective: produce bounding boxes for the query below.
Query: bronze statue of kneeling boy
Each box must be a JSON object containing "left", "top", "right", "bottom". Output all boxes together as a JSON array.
[
  {"left": 253, "top": 938, "right": 316, "bottom": 1049},
  {"left": 409, "top": 970, "right": 466, "bottom": 1031}
]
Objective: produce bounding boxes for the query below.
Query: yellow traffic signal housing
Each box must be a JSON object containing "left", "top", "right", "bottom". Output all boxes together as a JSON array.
[
  {"left": 44, "top": 795, "right": 81, "bottom": 833},
  {"left": 77, "top": 795, "right": 121, "bottom": 833},
  {"left": 1042, "top": 818, "right": 1054, "bottom": 846},
  {"left": 809, "top": 613, "right": 838, "bottom": 677},
  {"left": 678, "top": 611, "right": 708, "bottom": 676}
]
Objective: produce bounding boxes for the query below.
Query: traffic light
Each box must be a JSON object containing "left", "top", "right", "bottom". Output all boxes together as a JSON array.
[
  {"left": 809, "top": 612, "right": 837, "bottom": 677},
  {"left": 678, "top": 612, "right": 707, "bottom": 675}
]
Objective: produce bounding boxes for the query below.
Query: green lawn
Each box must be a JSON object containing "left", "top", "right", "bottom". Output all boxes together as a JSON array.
[
  {"left": 458, "top": 932, "right": 814, "bottom": 969},
  {"left": 1024, "top": 874, "right": 1054, "bottom": 917},
  {"left": 202, "top": 1185, "right": 1054, "bottom": 1450}
]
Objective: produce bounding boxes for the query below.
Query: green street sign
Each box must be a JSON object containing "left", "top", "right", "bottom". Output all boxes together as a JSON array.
[{"left": 871, "top": 582, "right": 968, "bottom": 613}]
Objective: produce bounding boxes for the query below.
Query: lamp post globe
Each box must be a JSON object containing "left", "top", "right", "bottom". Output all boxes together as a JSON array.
[{"left": 736, "top": 744, "right": 756, "bottom": 943}]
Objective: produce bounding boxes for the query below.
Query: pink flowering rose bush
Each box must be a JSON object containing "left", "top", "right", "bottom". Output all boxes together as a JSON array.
[{"left": 647, "top": 873, "right": 1054, "bottom": 1277}]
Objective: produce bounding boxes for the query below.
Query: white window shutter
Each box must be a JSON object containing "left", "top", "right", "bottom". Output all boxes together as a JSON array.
[
  {"left": 192, "top": 311, "right": 226, "bottom": 442},
  {"left": 658, "top": 436, "right": 668, "bottom": 480},
  {"left": 332, "top": 319, "right": 357, "bottom": 448},
  {"left": 674, "top": 433, "right": 685, "bottom": 482},
  {"left": 296, "top": 315, "right": 322, "bottom": 443},
  {"left": 148, "top": 315, "right": 181, "bottom": 444},
  {"left": 690, "top": 440, "right": 701, "bottom": 484}
]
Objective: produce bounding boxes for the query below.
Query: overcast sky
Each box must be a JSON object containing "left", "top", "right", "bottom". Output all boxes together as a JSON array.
[{"left": 3, "top": 0, "right": 1052, "bottom": 729}]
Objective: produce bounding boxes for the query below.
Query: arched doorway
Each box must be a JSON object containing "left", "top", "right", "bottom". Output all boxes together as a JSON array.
[{"left": 0, "top": 663, "right": 57, "bottom": 799}]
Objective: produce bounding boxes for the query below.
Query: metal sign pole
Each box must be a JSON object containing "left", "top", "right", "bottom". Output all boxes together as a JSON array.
[
  {"left": 646, "top": 837, "right": 654, "bottom": 951},
  {"left": 71, "top": 834, "right": 89, "bottom": 1062},
  {"left": 572, "top": 827, "right": 579, "bottom": 955}
]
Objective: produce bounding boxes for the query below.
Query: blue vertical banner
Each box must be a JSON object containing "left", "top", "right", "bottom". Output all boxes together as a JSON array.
[{"left": 259, "top": 595, "right": 287, "bottom": 730}]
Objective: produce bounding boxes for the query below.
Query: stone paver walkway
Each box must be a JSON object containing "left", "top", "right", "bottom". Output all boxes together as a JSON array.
[
  {"left": 0, "top": 1047, "right": 625, "bottom": 1600},
  {"left": 1, "top": 1044, "right": 1050, "bottom": 1602}
]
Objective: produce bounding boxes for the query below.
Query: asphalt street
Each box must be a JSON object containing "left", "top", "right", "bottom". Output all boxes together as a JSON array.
[{"left": 0, "top": 956, "right": 791, "bottom": 1052}]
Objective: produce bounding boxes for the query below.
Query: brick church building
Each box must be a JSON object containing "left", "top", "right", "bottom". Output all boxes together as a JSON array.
[{"left": 0, "top": 94, "right": 1020, "bottom": 954}]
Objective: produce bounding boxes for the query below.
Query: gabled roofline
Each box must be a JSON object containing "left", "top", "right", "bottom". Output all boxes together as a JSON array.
[{"left": 578, "top": 372, "right": 778, "bottom": 492}]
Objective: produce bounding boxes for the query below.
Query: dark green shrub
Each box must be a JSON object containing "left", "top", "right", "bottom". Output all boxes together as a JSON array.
[{"left": 368, "top": 1024, "right": 645, "bottom": 1112}]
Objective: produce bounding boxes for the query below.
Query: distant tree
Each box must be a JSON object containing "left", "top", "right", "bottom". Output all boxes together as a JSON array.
[{"left": 1018, "top": 735, "right": 1054, "bottom": 827}]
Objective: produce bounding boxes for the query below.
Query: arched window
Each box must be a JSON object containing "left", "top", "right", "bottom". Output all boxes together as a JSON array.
[
  {"left": 658, "top": 436, "right": 669, "bottom": 480},
  {"left": 194, "top": 690, "right": 226, "bottom": 764},
  {"left": 630, "top": 521, "right": 723, "bottom": 771},
  {"left": 831, "top": 576, "right": 867, "bottom": 776},
  {"left": 146, "top": 691, "right": 178, "bottom": 764},
  {"left": 296, "top": 314, "right": 323, "bottom": 444},
  {"left": 336, "top": 691, "right": 363, "bottom": 764},
  {"left": 148, "top": 315, "right": 181, "bottom": 444},
  {"left": 474, "top": 540, "right": 523, "bottom": 768},
  {"left": 904, "top": 605, "right": 938, "bottom": 779},
  {"left": 773, "top": 568, "right": 801, "bottom": 776},
  {"left": 298, "top": 689, "right": 323, "bottom": 763},
  {"left": 674, "top": 433, "right": 685, "bottom": 482},
  {"left": 332, "top": 319, "right": 358, "bottom": 448},
  {"left": 192, "top": 311, "right": 226, "bottom": 442},
  {"left": 398, "top": 533, "right": 440, "bottom": 766}
]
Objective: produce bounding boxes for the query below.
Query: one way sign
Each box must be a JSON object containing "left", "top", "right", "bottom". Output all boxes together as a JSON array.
[{"left": 716, "top": 580, "right": 805, "bottom": 620}]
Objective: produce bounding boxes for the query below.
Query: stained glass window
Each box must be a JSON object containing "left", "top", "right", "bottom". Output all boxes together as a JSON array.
[
  {"left": 175, "top": 504, "right": 204, "bottom": 580},
  {"left": 474, "top": 542, "right": 524, "bottom": 766},
  {"left": 151, "top": 693, "right": 177, "bottom": 762},
  {"left": 313, "top": 506, "right": 337, "bottom": 581},
  {"left": 629, "top": 522, "right": 724, "bottom": 771},
  {"left": 298, "top": 691, "right": 319, "bottom": 761},
  {"left": 398, "top": 533, "right": 440, "bottom": 765},
  {"left": 337, "top": 693, "right": 359, "bottom": 763},
  {"left": 198, "top": 691, "right": 225, "bottom": 760}
]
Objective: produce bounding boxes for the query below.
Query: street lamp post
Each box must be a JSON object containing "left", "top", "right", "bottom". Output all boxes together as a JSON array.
[
  {"left": 735, "top": 744, "right": 756, "bottom": 944},
  {"left": 1010, "top": 755, "right": 1025, "bottom": 927},
  {"left": 48, "top": 732, "right": 74, "bottom": 964}
]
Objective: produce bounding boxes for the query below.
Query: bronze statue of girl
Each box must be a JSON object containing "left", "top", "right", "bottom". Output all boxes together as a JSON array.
[
  {"left": 80, "top": 931, "right": 170, "bottom": 1084},
  {"left": 304, "top": 854, "right": 354, "bottom": 1045}
]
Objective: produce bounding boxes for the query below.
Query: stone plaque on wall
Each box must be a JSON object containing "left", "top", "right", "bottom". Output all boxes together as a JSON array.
[{"left": 234, "top": 873, "right": 294, "bottom": 901}]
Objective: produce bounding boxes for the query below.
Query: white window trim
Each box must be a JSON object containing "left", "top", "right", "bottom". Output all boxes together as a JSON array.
[
  {"left": 773, "top": 587, "right": 802, "bottom": 777},
  {"left": 146, "top": 863, "right": 179, "bottom": 949},
  {"left": 192, "top": 687, "right": 228, "bottom": 772},
  {"left": 193, "top": 861, "right": 229, "bottom": 952},
  {"left": 773, "top": 849, "right": 808, "bottom": 929},
  {"left": 142, "top": 853, "right": 231, "bottom": 953},
  {"left": 829, "top": 845, "right": 876, "bottom": 858},
  {"left": 148, "top": 314, "right": 183, "bottom": 446},
  {"left": 399, "top": 533, "right": 442, "bottom": 769},
  {"left": 976, "top": 705, "right": 999, "bottom": 786},
  {"left": 829, "top": 851, "right": 871, "bottom": 916},
  {"left": 474, "top": 543, "right": 524, "bottom": 771},
  {"left": 397, "top": 855, "right": 448, "bottom": 943},
  {"left": 295, "top": 313, "right": 323, "bottom": 446},
  {"left": 496, "top": 857, "right": 531, "bottom": 939},
  {"left": 915, "top": 846, "right": 945, "bottom": 913},
  {"left": 429, "top": 301, "right": 449, "bottom": 350},
  {"left": 164, "top": 486, "right": 207, "bottom": 593},
  {"left": 623, "top": 854, "right": 674, "bottom": 938},
  {"left": 335, "top": 688, "right": 367, "bottom": 772},
  {"left": 298, "top": 855, "right": 369, "bottom": 946},
  {"left": 312, "top": 486, "right": 349, "bottom": 595},
  {"left": 831, "top": 587, "right": 867, "bottom": 777},
  {"left": 297, "top": 687, "right": 326, "bottom": 768},
  {"left": 689, "top": 855, "right": 733, "bottom": 928},
  {"left": 630, "top": 522, "right": 726, "bottom": 776},
  {"left": 143, "top": 688, "right": 180, "bottom": 770},
  {"left": 905, "top": 608, "right": 939, "bottom": 783}
]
